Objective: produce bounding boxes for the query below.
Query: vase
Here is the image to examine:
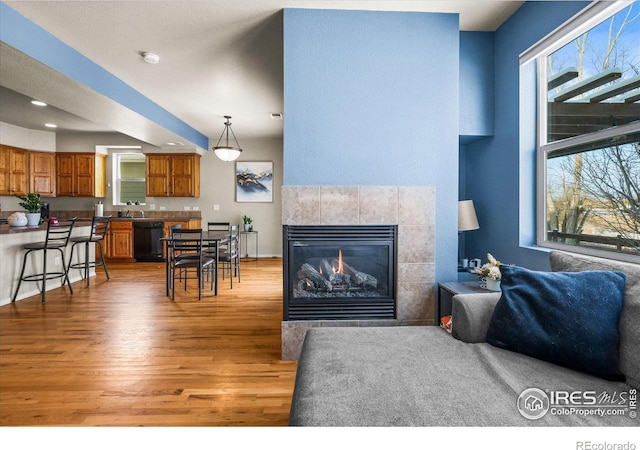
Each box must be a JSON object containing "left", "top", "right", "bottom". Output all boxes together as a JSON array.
[
  {"left": 26, "top": 212, "right": 41, "bottom": 226},
  {"left": 486, "top": 278, "right": 501, "bottom": 292},
  {"left": 8, "top": 212, "right": 28, "bottom": 227}
]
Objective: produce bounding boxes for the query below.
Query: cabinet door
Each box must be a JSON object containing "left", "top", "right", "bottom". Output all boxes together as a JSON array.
[
  {"left": 146, "top": 155, "right": 170, "bottom": 197},
  {"left": 171, "top": 155, "right": 199, "bottom": 197},
  {"left": 75, "top": 154, "right": 96, "bottom": 197},
  {"left": 9, "top": 148, "right": 28, "bottom": 196},
  {"left": 56, "top": 154, "right": 75, "bottom": 196},
  {"left": 109, "top": 221, "right": 133, "bottom": 259},
  {"left": 0, "top": 147, "right": 10, "bottom": 195},
  {"left": 30, "top": 152, "right": 56, "bottom": 196}
]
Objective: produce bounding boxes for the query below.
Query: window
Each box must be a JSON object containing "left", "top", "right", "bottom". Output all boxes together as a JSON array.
[
  {"left": 113, "top": 153, "right": 146, "bottom": 205},
  {"left": 534, "top": 2, "right": 640, "bottom": 261}
]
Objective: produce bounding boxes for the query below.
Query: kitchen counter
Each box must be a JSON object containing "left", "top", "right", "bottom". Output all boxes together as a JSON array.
[{"left": 0, "top": 219, "right": 92, "bottom": 234}]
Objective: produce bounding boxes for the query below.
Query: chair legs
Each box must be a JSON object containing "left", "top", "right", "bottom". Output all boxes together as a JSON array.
[
  {"left": 13, "top": 247, "right": 73, "bottom": 304},
  {"left": 68, "top": 240, "right": 111, "bottom": 287}
]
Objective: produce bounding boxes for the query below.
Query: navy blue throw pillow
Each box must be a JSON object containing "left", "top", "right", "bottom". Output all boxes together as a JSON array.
[{"left": 486, "top": 265, "right": 626, "bottom": 381}]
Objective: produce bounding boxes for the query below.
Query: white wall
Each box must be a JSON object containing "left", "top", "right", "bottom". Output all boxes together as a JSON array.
[{"left": 0, "top": 121, "right": 56, "bottom": 151}]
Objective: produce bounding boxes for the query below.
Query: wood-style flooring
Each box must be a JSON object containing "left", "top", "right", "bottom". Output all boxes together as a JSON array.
[{"left": 0, "top": 258, "right": 297, "bottom": 426}]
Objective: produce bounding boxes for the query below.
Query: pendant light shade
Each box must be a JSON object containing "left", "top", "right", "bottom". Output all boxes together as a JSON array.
[{"left": 213, "top": 115, "right": 243, "bottom": 161}]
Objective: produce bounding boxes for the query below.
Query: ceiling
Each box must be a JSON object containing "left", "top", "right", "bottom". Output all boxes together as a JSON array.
[{"left": 0, "top": 0, "right": 523, "bottom": 148}]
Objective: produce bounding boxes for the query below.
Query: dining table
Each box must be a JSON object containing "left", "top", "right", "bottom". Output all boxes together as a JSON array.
[{"left": 160, "top": 229, "right": 230, "bottom": 297}]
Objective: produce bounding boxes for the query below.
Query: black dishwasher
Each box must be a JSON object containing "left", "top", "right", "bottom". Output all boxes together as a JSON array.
[{"left": 133, "top": 221, "right": 165, "bottom": 262}]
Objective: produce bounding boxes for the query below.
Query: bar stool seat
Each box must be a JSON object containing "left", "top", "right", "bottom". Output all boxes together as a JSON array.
[
  {"left": 68, "top": 215, "right": 111, "bottom": 287},
  {"left": 12, "top": 217, "right": 77, "bottom": 304}
]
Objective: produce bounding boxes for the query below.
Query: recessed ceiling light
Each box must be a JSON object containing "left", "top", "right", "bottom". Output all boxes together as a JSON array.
[
  {"left": 31, "top": 100, "right": 47, "bottom": 107},
  {"left": 142, "top": 52, "right": 160, "bottom": 64},
  {"left": 166, "top": 142, "right": 184, "bottom": 146},
  {"left": 44, "top": 123, "right": 57, "bottom": 128}
]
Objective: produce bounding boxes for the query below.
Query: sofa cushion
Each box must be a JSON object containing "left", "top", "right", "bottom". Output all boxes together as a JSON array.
[
  {"left": 451, "top": 292, "right": 501, "bottom": 343},
  {"left": 549, "top": 251, "right": 640, "bottom": 389},
  {"left": 290, "top": 326, "right": 635, "bottom": 426},
  {"left": 486, "top": 265, "right": 626, "bottom": 381}
]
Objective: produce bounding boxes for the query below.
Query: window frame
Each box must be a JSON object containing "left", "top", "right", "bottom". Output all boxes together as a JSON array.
[
  {"left": 530, "top": 1, "right": 640, "bottom": 263},
  {"left": 112, "top": 152, "right": 147, "bottom": 207}
]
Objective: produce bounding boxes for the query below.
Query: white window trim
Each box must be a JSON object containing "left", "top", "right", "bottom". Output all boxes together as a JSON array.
[
  {"left": 531, "top": 1, "right": 640, "bottom": 264},
  {"left": 520, "top": 0, "right": 634, "bottom": 65},
  {"left": 112, "top": 152, "right": 146, "bottom": 207}
]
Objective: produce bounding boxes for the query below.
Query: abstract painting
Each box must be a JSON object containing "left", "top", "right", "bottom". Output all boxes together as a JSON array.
[{"left": 235, "top": 161, "right": 274, "bottom": 203}]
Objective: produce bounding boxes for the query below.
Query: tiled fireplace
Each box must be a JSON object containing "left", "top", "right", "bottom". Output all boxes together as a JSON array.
[{"left": 281, "top": 186, "right": 435, "bottom": 360}]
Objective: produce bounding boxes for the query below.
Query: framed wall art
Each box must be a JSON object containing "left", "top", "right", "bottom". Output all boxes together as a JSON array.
[{"left": 235, "top": 161, "right": 274, "bottom": 203}]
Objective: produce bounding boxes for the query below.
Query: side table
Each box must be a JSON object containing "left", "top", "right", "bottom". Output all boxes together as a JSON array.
[
  {"left": 436, "top": 281, "right": 490, "bottom": 326},
  {"left": 240, "top": 230, "right": 258, "bottom": 261}
]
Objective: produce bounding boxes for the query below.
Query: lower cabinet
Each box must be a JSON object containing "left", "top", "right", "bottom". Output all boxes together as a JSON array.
[{"left": 103, "top": 221, "right": 134, "bottom": 261}]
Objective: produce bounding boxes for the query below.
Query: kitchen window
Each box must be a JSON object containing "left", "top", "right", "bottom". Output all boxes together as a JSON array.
[
  {"left": 113, "top": 153, "right": 146, "bottom": 205},
  {"left": 528, "top": 1, "right": 640, "bottom": 261}
]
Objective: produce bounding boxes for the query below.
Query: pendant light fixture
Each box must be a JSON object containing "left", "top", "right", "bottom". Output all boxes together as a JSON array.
[{"left": 213, "top": 115, "right": 243, "bottom": 161}]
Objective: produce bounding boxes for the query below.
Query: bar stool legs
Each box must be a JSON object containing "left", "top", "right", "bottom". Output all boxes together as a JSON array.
[
  {"left": 68, "top": 239, "right": 110, "bottom": 287},
  {"left": 12, "top": 246, "right": 74, "bottom": 304},
  {"left": 11, "top": 217, "right": 77, "bottom": 304}
]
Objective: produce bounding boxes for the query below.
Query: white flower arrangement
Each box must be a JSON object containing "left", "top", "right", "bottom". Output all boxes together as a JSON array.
[{"left": 472, "top": 253, "right": 502, "bottom": 280}]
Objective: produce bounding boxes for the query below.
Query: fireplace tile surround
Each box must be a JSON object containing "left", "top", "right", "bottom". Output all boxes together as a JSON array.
[{"left": 281, "top": 186, "right": 436, "bottom": 360}]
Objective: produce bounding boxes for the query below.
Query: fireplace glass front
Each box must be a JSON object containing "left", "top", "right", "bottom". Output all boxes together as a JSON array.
[{"left": 283, "top": 225, "right": 397, "bottom": 320}]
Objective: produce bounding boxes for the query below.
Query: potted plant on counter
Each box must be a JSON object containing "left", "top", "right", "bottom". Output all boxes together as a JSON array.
[
  {"left": 15, "top": 193, "right": 44, "bottom": 226},
  {"left": 243, "top": 215, "right": 253, "bottom": 232}
]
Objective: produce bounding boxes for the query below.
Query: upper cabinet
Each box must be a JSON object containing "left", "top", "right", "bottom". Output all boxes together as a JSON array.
[
  {"left": 56, "top": 152, "right": 106, "bottom": 197},
  {"left": 0, "top": 145, "right": 28, "bottom": 196},
  {"left": 29, "top": 151, "right": 56, "bottom": 196},
  {"left": 146, "top": 153, "right": 200, "bottom": 197}
]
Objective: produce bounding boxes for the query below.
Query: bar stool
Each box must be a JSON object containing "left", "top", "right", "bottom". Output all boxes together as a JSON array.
[
  {"left": 68, "top": 215, "right": 111, "bottom": 287},
  {"left": 12, "top": 217, "right": 77, "bottom": 304}
]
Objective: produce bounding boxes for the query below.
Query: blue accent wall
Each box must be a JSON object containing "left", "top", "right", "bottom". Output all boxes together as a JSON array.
[
  {"left": 463, "top": 1, "right": 590, "bottom": 270},
  {"left": 283, "top": 8, "right": 460, "bottom": 283},
  {"left": 0, "top": 2, "right": 208, "bottom": 150},
  {"left": 460, "top": 31, "right": 494, "bottom": 139}
]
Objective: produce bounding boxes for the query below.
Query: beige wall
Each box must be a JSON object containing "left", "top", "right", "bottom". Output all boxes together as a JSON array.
[{"left": 1, "top": 129, "right": 283, "bottom": 257}]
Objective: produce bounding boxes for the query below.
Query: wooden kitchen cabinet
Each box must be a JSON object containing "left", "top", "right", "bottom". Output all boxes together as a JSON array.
[
  {"left": 146, "top": 154, "right": 170, "bottom": 197},
  {"left": 29, "top": 151, "right": 56, "bottom": 196},
  {"left": 103, "top": 220, "right": 134, "bottom": 260},
  {"left": 146, "top": 153, "right": 200, "bottom": 197},
  {"left": 0, "top": 145, "right": 28, "bottom": 196},
  {"left": 55, "top": 153, "right": 106, "bottom": 197}
]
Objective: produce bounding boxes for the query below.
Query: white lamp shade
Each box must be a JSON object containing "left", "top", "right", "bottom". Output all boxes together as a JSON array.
[
  {"left": 458, "top": 200, "right": 479, "bottom": 231},
  {"left": 214, "top": 146, "right": 242, "bottom": 162}
]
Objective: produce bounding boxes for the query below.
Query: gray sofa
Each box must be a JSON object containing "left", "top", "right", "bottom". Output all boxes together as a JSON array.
[{"left": 289, "top": 251, "right": 639, "bottom": 426}]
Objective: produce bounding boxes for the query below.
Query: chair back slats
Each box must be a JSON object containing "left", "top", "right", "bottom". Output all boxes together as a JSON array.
[
  {"left": 207, "top": 222, "right": 230, "bottom": 232},
  {"left": 91, "top": 215, "right": 111, "bottom": 240},
  {"left": 45, "top": 217, "right": 77, "bottom": 246},
  {"left": 228, "top": 224, "right": 240, "bottom": 256},
  {"left": 172, "top": 229, "right": 204, "bottom": 258}
]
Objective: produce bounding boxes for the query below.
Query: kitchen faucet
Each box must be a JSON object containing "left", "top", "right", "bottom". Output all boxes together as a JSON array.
[{"left": 139, "top": 210, "right": 145, "bottom": 218}]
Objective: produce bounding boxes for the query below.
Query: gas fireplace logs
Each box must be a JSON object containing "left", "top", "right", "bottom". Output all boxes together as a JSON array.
[{"left": 297, "top": 259, "right": 378, "bottom": 293}]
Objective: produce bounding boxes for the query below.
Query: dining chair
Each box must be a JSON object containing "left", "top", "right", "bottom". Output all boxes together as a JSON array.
[
  {"left": 207, "top": 221, "right": 230, "bottom": 253},
  {"left": 68, "top": 215, "right": 111, "bottom": 286},
  {"left": 217, "top": 223, "right": 240, "bottom": 288},
  {"left": 12, "top": 217, "right": 77, "bottom": 304},
  {"left": 170, "top": 229, "right": 216, "bottom": 301}
]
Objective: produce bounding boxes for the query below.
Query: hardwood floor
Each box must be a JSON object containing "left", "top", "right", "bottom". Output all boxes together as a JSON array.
[{"left": 0, "top": 258, "right": 297, "bottom": 426}]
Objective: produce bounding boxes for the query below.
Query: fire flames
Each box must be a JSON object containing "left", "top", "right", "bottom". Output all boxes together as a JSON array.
[
  {"left": 336, "top": 250, "right": 344, "bottom": 274},
  {"left": 319, "top": 249, "right": 344, "bottom": 274}
]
